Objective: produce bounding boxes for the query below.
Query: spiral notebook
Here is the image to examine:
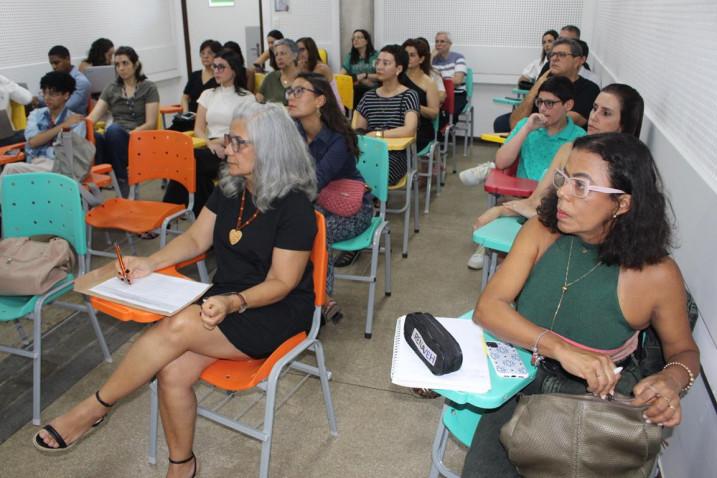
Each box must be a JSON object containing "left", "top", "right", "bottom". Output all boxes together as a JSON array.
[{"left": 390, "top": 316, "right": 491, "bottom": 394}]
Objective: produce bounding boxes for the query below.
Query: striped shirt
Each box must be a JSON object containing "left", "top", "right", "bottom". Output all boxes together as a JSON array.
[
  {"left": 432, "top": 51, "right": 468, "bottom": 93},
  {"left": 357, "top": 88, "right": 420, "bottom": 184}
]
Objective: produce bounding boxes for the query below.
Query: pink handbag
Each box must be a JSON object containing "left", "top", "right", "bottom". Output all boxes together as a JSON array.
[{"left": 316, "top": 179, "right": 366, "bottom": 217}]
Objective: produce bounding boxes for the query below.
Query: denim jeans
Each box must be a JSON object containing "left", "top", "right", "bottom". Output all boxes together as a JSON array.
[{"left": 95, "top": 123, "right": 130, "bottom": 182}]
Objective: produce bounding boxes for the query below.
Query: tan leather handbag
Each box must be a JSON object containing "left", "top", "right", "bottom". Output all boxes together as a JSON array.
[
  {"left": 500, "top": 393, "right": 663, "bottom": 478},
  {"left": 0, "top": 237, "right": 75, "bottom": 295}
]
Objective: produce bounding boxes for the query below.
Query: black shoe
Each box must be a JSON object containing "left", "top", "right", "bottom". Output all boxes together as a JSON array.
[{"left": 334, "top": 251, "right": 360, "bottom": 268}]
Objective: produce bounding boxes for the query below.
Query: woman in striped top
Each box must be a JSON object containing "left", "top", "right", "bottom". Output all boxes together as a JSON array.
[{"left": 354, "top": 44, "right": 419, "bottom": 185}]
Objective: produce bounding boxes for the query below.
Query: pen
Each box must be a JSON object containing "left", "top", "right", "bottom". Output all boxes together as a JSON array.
[{"left": 114, "top": 242, "right": 131, "bottom": 285}]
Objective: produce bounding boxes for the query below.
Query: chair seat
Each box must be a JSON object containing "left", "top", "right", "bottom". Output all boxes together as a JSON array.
[
  {"left": 484, "top": 170, "right": 537, "bottom": 197},
  {"left": 417, "top": 141, "right": 435, "bottom": 157},
  {"left": 91, "top": 164, "right": 113, "bottom": 175},
  {"left": 0, "top": 142, "right": 25, "bottom": 165},
  {"left": 472, "top": 216, "right": 523, "bottom": 253},
  {"left": 332, "top": 217, "right": 384, "bottom": 252},
  {"left": 86, "top": 198, "right": 185, "bottom": 233},
  {"left": 201, "top": 332, "right": 307, "bottom": 391},
  {"left": 0, "top": 275, "right": 74, "bottom": 320},
  {"left": 84, "top": 171, "right": 112, "bottom": 188},
  {"left": 388, "top": 175, "right": 408, "bottom": 190}
]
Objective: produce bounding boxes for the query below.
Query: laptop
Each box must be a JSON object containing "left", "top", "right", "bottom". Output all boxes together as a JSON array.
[{"left": 84, "top": 65, "right": 116, "bottom": 94}]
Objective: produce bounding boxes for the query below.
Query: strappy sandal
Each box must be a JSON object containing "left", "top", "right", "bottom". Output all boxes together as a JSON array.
[
  {"left": 33, "top": 390, "right": 114, "bottom": 453},
  {"left": 321, "top": 299, "right": 343, "bottom": 324},
  {"left": 138, "top": 231, "right": 159, "bottom": 240},
  {"left": 411, "top": 388, "right": 440, "bottom": 399},
  {"left": 169, "top": 452, "right": 198, "bottom": 478},
  {"left": 334, "top": 251, "right": 360, "bottom": 268}
]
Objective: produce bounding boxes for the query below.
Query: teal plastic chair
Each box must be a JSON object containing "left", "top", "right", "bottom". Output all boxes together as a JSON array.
[
  {"left": 418, "top": 115, "right": 441, "bottom": 214},
  {"left": 429, "top": 311, "right": 536, "bottom": 478},
  {"left": 454, "top": 67, "right": 475, "bottom": 158},
  {"left": 472, "top": 216, "right": 524, "bottom": 291},
  {"left": 333, "top": 136, "right": 391, "bottom": 338},
  {"left": 0, "top": 173, "right": 112, "bottom": 425}
]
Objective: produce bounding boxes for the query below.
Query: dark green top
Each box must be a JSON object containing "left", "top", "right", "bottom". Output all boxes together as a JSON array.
[
  {"left": 259, "top": 71, "right": 287, "bottom": 105},
  {"left": 516, "top": 234, "right": 635, "bottom": 349}
]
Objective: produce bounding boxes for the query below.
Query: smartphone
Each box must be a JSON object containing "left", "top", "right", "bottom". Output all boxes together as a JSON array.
[{"left": 486, "top": 341, "right": 529, "bottom": 378}]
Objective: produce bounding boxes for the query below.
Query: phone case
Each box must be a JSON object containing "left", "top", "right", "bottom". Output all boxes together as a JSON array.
[{"left": 486, "top": 341, "right": 529, "bottom": 378}]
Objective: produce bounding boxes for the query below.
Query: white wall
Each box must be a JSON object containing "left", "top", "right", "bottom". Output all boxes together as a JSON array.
[
  {"left": 0, "top": 0, "right": 186, "bottom": 107},
  {"left": 185, "top": 0, "right": 261, "bottom": 71},
  {"left": 583, "top": 2, "right": 717, "bottom": 477}
]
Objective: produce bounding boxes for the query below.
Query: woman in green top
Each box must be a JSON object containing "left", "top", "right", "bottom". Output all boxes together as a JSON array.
[
  {"left": 88, "top": 46, "right": 159, "bottom": 196},
  {"left": 340, "top": 29, "right": 379, "bottom": 108},
  {"left": 462, "top": 133, "right": 700, "bottom": 477},
  {"left": 256, "top": 38, "right": 300, "bottom": 104}
]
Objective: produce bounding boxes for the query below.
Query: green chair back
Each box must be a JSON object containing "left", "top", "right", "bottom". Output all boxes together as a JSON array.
[
  {"left": 357, "top": 136, "right": 389, "bottom": 203},
  {"left": 1, "top": 173, "right": 87, "bottom": 255},
  {"left": 443, "top": 402, "right": 483, "bottom": 447},
  {"left": 465, "top": 67, "right": 474, "bottom": 99}
]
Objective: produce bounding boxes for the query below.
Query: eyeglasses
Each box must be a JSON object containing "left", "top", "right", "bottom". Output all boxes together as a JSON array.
[
  {"left": 548, "top": 51, "right": 576, "bottom": 60},
  {"left": 285, "top": 86, "right": 320, "bottom": 100},
  {"left": 42, "top": 90, "right": 65, "bottom": 98},
  {"left": 534, "top": 98, "right": 563, "bottom": 109},
  {"left": 553, "top": 169, "right": 626, "bottom": 199},
  {"left": 224, "top": 133, "right": 251, "bottom": 152},
  {"left": 211, "top": 63, "right": 227, "bottom": 71}
]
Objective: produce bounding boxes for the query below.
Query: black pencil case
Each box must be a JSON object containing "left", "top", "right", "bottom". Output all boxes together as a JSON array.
[{"left": 404, "top": 312, "right": 463, "bottom": 375}]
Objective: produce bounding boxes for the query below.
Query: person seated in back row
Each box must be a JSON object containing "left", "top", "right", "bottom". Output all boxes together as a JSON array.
[
  {"left": 32, "top": 46, "right": 91, "bottom": 115},
  {"left": 432, "top": 31, "right": 468, "bottom": 122},
  {"left": 0, "top": 74, "right": 32, "bottom": 146},
  {"left": 0, "top": 72, "right": 85, "bottom": 178}
]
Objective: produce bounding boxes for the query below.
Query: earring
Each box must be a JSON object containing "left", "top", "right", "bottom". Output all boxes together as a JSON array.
[{"left": 612, "top": 212, "right": 618, "bottom": 219}]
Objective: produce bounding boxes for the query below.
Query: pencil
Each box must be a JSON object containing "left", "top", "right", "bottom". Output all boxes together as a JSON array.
[{"left": 114, "top": 242, "right": 131, "bottom": 285}]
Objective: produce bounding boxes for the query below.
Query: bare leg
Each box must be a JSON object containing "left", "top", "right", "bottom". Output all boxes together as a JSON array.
[
  {"left": 37, "top": 305, "right": 247, "bottom": 449},
  {"left": 158, "top": 351, "right": 216, "bottom": 478}
]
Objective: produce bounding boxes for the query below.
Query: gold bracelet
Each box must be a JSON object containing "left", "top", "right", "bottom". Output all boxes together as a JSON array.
[{"left": 663, "top": 361, "right": 695, "bottom": 396}]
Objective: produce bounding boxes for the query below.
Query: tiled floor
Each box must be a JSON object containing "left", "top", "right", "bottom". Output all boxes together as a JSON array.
[{"left": 0, "top": 141, "right": 498, "bottom": 477}]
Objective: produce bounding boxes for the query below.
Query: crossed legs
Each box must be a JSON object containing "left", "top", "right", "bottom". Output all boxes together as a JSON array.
[{"left": 36, "top": 305, "right": 248, "bottom": 477}]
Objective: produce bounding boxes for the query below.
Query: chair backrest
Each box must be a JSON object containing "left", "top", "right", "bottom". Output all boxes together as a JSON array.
[
  {"left": 312, "top": 211, "right": 328, "bottom": 307},
  {"left": 335, "top": 74, "right": 354, "bottom": 111},
  {"left": 357, "top": 135, "right": 389, "bottom": 203},
  {"left": 442, "top": 78, "right": 455, "bottom": 115},
  {"left": 465, "top": 67, "right": 474, "bottom": 99},
  {"left": 10, "top": 101, "right": 26, "bottom": 130},
  {"left": 127, "top": 130, "right": 196, "bottom": 191},
  {"left": 1, "top": 172, "right": 87, "bottom": 255},
  {"left": 255, "top": 72, "right": 266, "bottom": 91},
  {"left": 85, "top": 118, "right": 96, "bottom": 144},
  {"left": 318, "top": 48, "right": 328, "bottom": 64}
]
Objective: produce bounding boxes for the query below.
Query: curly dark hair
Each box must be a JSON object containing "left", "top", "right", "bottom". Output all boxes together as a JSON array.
[
  {"left": 85, "top": 38, "right": 114, "bottom": 66},
  {"left": 537, "top": 133, "right": 673, "bottom": 269},
  {"left": 297, "top": 72, "right": 359, "bottom": 158},
  {"left": 40, "top": 71, "right": 76, "bottom": 95}
]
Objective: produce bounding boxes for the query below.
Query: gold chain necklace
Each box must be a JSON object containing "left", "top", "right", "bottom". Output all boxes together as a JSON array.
[
  {"left": 548, "top": 237, "right": 602, "bottom": 330},
  {"left": 228, "top": 188, "right": 260, "bottom": 245}
]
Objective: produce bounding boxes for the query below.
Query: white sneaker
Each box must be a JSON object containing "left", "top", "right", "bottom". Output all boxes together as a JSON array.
[
  {"left": 459, "top": 162, "right": 495, "bottom": 186},
  {"left": 467, "top": 246, "right": 485, "bottom": 270}
]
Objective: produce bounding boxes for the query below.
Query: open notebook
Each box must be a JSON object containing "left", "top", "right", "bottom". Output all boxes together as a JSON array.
[
  {"left": 391, "top": 316, "right": 491, "bottom": 394},
  {"left": 88, "top": 274, "right": 211, "bottom": 316}
]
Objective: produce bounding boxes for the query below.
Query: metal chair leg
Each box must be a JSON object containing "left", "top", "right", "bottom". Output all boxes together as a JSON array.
[{"left": 148, "top": 379, "right": 159, "bottom": 465}]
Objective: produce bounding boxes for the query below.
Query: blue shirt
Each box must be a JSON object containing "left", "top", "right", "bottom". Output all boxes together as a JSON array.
[
  {"left": 297, "top": 122, "right": 363, "bottom": 190},
  {"left": 24, "top": 105, "right": 86, "bottom": 160},
  {"left": 67, "top": 66, "right": 91, "bottom": 114},
  {"left": 506, "top": 116, "right": 586, "bottom": 181}
]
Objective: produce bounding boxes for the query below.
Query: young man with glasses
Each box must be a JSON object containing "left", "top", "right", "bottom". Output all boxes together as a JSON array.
[
  {"left": 1, "top": 71, "right": 85, "bottom": 178},
  {"left": 466, "top": 76, "right": 585, "bottom": 270}
]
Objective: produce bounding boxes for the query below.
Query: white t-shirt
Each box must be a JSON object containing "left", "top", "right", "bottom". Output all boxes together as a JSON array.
[
  {"left": 521, "top": 58, "right": 548, "bottom": 82},
  {"left": 198, "top": 86, "right": 255, "bottom": 139},
  {"left": 0, "top": 74, "right": 32, "bottom": 112}
]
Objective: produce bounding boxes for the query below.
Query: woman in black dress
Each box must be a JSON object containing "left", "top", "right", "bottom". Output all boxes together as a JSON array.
[{"left": 33, "top": 102, "right": 318, "bottom": 478}]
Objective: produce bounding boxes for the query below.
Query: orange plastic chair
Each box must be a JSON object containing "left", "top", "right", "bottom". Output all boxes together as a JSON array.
[
  {"left": 85, "top": 130, "right": 198, "bottom": 267},
  {"left": 159, "top": 104, "right": 182, "bottom": 129},
  {"left": 147, "top": 211, "right": 337, "bottom": 477}
]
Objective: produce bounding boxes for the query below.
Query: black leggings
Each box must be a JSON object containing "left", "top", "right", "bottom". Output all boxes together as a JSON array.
[{"left": 163, "top": 147, "right": 221, "bottom": 217}]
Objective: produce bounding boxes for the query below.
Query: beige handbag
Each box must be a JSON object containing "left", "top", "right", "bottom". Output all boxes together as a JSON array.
[
  {"left": 0, "top": 237, "right": 75, "bottom": 295},
  {"left": 500, "top": 393, "right": 664, "bottom": 478}
]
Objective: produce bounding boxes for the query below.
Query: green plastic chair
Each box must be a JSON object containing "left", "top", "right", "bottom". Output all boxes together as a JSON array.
[
  {"left": 418, "top": 114, "right": 441, "bottom": 214},
  {"left": 454, "top": 67, "right": 475, "bottom": 158},
  {"left": 333, "top": 136, "right": 392, "bottom": 338},
  {"left": 0, "top": 172, "right": 112, "bottom": 425},
  {"left": 472, "top": 216, "right": 524, "bottom": 292}
]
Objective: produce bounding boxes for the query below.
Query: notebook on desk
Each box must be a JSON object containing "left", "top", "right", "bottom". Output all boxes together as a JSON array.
[{"left": 391, "top": 316, "right": 491, "bottom": 394}]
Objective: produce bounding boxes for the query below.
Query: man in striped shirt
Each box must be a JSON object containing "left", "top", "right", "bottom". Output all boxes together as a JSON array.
[{"left": 432, "top": 31, "right": 468, "bottom": 120}]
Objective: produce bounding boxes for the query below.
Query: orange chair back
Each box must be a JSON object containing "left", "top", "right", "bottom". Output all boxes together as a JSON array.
[
  {"left": 85, "top": 118, "right": 95, "bottom": 144},
  {"left": 127, "top": 130, "right": 196, "bottom": 192},
  {"left": 312, "top": 210, "right": 328, "bottom": 307}
]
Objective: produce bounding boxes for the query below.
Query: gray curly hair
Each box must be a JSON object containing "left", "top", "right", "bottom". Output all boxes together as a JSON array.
[{"left": 218, "top": 101, "right": 316, "bottom": 212}]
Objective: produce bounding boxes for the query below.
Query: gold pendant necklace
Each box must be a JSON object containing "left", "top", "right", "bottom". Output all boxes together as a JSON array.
[
  {"left": 228, "top": 188, "right": 260, "bottom": 245},
  {"left": 549, "top": 237, "right": 602, "bottom": 330}
]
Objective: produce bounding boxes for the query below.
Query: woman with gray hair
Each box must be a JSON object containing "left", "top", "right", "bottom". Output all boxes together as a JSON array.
[
  {"left": 256, "top": 38, "right": 300, "bottom": 104},
  {"left": 33, "top": 102, "right": 318, "bottom": 478}
]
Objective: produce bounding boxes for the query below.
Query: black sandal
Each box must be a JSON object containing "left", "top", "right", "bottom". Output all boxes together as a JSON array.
[
  {"left": 169, "top": 452, "right": 197, "bottom": 478},
  {"left": 33, "top": 390, "right": 114, "bottom": 452},
  {"left": 411, "top": 388, "right": 440, "bottom": 399},
  {"left": 334, "top": 251, "right": 360, "bottom": 268}
]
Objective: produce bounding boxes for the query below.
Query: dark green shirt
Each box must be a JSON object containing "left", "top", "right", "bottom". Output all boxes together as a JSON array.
[{"left": 259, "top": 71, "right": 287, "bottom": 105}]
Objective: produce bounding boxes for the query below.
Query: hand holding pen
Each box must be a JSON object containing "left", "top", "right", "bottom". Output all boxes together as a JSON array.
[
  {"left": 114, "top": 243, "right": 131, "bottom": 285},
  {"left": 113, "top": 245, "right": 154, "bottom": 284}
]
